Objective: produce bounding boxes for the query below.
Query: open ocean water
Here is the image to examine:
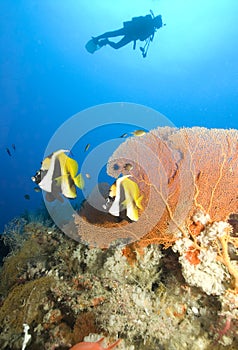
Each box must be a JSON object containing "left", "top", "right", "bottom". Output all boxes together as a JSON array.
[{"left": 0, "top": 0, "right": 237, "bottom": 233}]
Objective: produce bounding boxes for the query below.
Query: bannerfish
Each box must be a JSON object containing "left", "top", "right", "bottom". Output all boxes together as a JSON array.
[
  {"left": 132, "top": 129, "right": 146, "bottom": 137},
  {"left": 31, "top": 149, "right": 84, "bottom": 202},
  {"left": 6, "top": 148, "right": 11, "bottom": 156},
  {"left": 104, "top": 175, "right": 143, "bottom": 222}
]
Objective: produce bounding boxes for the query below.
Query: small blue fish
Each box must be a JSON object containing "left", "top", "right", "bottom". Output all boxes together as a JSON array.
[
  {"left": 84, "top": 143, "right": 90, "bottom": 152},
  {"left": 6, "top": 148, "right": 11, "bottom": 156}
]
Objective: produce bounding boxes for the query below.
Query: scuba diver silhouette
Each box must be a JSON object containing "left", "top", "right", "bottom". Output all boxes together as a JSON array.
[{"left": 89, "top": 11, "right": 164, "bottom": 57}]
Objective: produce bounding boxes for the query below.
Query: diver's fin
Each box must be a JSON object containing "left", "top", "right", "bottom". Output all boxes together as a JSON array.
[{"left": 85, "top": 38, "right": 102, "bottom": 54}]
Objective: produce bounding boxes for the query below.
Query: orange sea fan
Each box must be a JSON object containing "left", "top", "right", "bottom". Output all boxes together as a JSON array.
[
  {"left": 73, "top": 127, "right": 238, "bottom": 249},
  {"left": 107, "top": 127, "right": 238, "bottom": 247}
]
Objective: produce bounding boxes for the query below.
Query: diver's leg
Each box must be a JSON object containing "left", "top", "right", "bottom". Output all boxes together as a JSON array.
[
  {"left": 107, "top": 36, "right": 132, "bottom": 49},
  {"left": 95, "top": 28, "right": 125, "bottom": 40}
]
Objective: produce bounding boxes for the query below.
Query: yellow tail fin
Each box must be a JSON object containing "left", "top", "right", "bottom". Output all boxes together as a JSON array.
[
  {"left": 74, "top": 173, "right": 84, "bottom": 189},
  {"left": 136, "top": 195, "right": 143, "bottom": 209}
]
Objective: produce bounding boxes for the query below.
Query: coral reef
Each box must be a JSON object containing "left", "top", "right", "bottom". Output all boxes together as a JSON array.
[
  {"left": 106, "top": 127, "right": 238, "bottom": 344},
  {"left": 1, "top": 127, "right": 238, "bottom": 348},
  {"left": 71, "top": 126, "right": 238, "bottom": 346},
  {"left": 0, "top": 216, "right": 238, "bottom": 349}
]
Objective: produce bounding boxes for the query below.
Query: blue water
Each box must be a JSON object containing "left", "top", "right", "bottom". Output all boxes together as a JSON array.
[{"left": 0, "top": 0, "right": 238, "bottom": 232}]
